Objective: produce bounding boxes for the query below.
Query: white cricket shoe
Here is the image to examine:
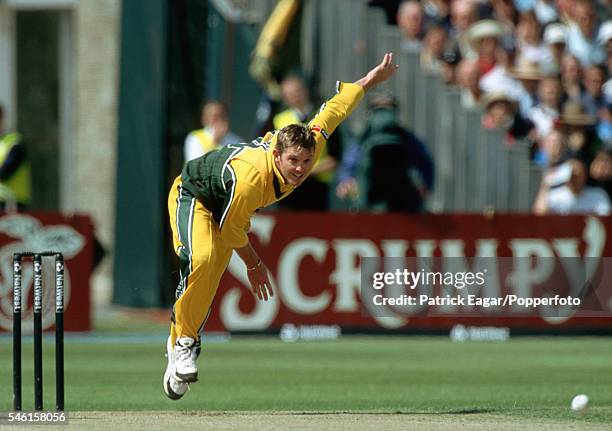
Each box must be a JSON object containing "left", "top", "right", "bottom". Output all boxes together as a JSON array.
[
  {"left": 163, "top": 336, "right": 188, "bottom": 400},
  {"left": 174, "top": 336, "right": 199, "bottom": 383}
]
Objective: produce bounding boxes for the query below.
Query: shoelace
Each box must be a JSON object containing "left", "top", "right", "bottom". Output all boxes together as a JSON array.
[{"left": 175, "top": 344, "right": 196, "bottom": 366}]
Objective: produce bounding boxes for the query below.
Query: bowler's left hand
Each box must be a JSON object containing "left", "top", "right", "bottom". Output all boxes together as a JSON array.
[{"left": 247, "top": 260, "right": 274, "bottom": 301}]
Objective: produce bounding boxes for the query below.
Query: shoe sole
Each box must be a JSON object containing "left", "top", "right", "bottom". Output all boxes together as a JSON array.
[
  {"left": 175, "top": 371, "right": 198, "bottom": 383},
  {"left": 163, "top": 372, "right": 185, "bottom": 400}
]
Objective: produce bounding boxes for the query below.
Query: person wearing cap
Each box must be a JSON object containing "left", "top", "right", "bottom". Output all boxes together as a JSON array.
[
  {"left": 480, "top": 91, "right": 535, "bottom": 144},
  {"left": 559, "top": 100, "right": 602, "bottom": 163},
  {"left": 533, "top": 157, "right": 611, "bottom": 215},
  {"left": 335, "top": 92, "right": 434, "bottom": 213},
  {"left": 510, "top": 59, "right": 544, "bottom": 117},
  {"left": 541, "top": 23, "right": 568, "bottom": 73},
  {"left": 466, "top": 19, "right": 505, "bottom": 76},
  {"left": 528, "top": 75, "right": 563, "bottom": 140},
  {"left": 566, "top": 0, "right": 606, "bottom": 66}
]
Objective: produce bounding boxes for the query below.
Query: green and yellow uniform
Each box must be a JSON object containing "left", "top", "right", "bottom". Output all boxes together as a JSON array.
[
  {"left": 167, "top": 82, "right": 364, "bottom": 344},
  {"left": 0, "top": 132, "right": 31, "bottom": 205}
]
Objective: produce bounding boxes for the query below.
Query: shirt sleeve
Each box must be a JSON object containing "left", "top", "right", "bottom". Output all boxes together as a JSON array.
[
  {"left": 308, "top": 82, "right": 365, "bottom": 161},
  {"left": 0, "top": 143, "right": 25, "bottom": 180},
  {"left": 218, "top": 159, "right": 264, "bottom": 249},
  {"left": 593, "top": 190, "right": 611, "bottom": 216},
  {"left": 184, "top": 133, "right": 205, "bottom": 162}
]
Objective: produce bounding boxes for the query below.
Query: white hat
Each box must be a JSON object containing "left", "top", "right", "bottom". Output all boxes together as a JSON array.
[
  {"left": 467, "top": 20, "right": 504, "bottom": 45},
  {"left": 543, "top": 23, "right": 567, "bottom": 45},
  {"left": 598, "top": 20, "right": 612, "bottom": 45}
]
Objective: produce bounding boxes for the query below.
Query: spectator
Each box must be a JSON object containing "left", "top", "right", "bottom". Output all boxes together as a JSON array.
[
  {"left": 421, "top": 24, "right": 449, "bottom": 73},
  {"left": 559, "top": 53, "right": 584, "bottom": 102},
  {"left": 599, "top": 22, "right": 612, "bottom": 101},
  {"left": 480, "top": 91, "right": 535, "bottom": 144},
  {"left": 589, "top": 148, "right": 612, "bottom": 199},
  {"left": 274, "top": 75, "right": 313, "bottom": 126},
  {"left": 456, "top": 59, "right": 482, "bottom": 108},
  {"left": 489, "top": 0, "right": 518, "bottom": 33},
  {"left": 533, "top": 128, "right": 568, "bottom": 167},
  {"left": 0, "top": 104, "right": 31, "bottom": 210},
  {"left": 541, "top": 23, "right": 568, "bottom": 74},
  {"left": 397, "top": 0, "right": 425, "bottom": 54},
  {"left": 581, "top": 64, "right": 607, "bottom": 117},
  {"left": 558, "top": 100, "right": 601, "bottom": 163},
  {"left": 529, "top": 75, "right": 563, "bottom": 140},
  {"left": 420, "top": 0, "right": 451, "bottom": 30},
  {"left": 513, "top": 0, "right": 558, "bottom": 25},
  {"left": 566, "top": 0, "right": 606, "bottom": 66},
  {"left": 533, "top": 158, "right": 611, "bottom": 215},
  {"left": 335, "top": 92, "right": 434, "bottom": 212},
  {"left": 479, "top": 38, "right": 531, "bottom": 106},
  {"left": 515, "top": 10, "right": 548, "bottom": 65},
  {"left": 510, "top": 59, "right": 544, "bottom": 117},
  {"left": 555, "top": 0, "right": 574, "bottom": 23},
  {"left": 466, "top": 19, "right": 505, "bottom": 76},
  {"left": 596, "top": 101, "right": 612, "bottom": 147},
  {"left": 449, "top": 0, "right": 479, "bottom": 59},
  {"left": 184, "top": 101, "right": 243, "bottom": 162},
  {"left": 273, "top": 74, "right": 341, "bottom": 210},
  {"left": 534, "top": 0, "right": 559, "bottom": 26},
  {"left": 598, "top": 20, "right": 612, "bottom": 72},
  {"left": 440, "top": 41, "right": 463, "bottom": 84}
]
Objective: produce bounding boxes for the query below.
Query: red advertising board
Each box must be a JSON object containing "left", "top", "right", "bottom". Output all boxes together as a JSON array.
[
  {"left": 205, "top": 213, "right": 612, "bottom": 332},
  {"left": 0, "top": 213, "right": 94, "bottom": 332}
]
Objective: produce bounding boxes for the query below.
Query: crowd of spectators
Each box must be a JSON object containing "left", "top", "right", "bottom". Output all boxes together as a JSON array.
[{"left": 393, "top": 0, "right": 611, "bottom": 215}]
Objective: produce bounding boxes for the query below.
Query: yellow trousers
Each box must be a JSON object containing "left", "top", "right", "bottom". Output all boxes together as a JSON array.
[{"left": 167, "top": 176, "right": 233, "bottom": 346}]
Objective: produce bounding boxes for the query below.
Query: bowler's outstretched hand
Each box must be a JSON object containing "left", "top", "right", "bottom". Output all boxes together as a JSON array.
[{"left": 355, "top": 52, "right": 399, "bottom": 91}]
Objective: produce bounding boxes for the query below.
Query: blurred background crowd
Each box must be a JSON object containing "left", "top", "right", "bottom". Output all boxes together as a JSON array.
[{"left": 232, "top": 0, "right": 611, "bottom": 216}]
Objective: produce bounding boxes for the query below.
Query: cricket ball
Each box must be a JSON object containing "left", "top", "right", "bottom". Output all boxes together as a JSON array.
[{"left": 570, "top": 394, "right": 589, "bottom": 412}]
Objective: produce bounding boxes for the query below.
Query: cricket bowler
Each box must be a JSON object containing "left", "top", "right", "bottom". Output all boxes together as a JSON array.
[{"left": 164, "top": 53, "right": 398, "bottom": 400}]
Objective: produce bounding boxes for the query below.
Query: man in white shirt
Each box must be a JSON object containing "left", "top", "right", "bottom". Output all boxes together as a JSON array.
[
  {"left": 534, "top": 158, "right": 611, "bottom": 215},
  {"left": 184, "top": 101, "right": 243, "bottom": 162},
  {"left": 565, "top": 0, "right": 606, "bottom": 66}
]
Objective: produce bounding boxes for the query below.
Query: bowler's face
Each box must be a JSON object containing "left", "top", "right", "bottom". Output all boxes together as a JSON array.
[{"left": 274, "top": 146, "right": 314, "bottom": 186}]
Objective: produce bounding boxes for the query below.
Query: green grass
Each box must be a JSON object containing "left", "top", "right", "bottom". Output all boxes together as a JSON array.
[{"left": 0, "top": 336, "right": 610, "bottom": 424}]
